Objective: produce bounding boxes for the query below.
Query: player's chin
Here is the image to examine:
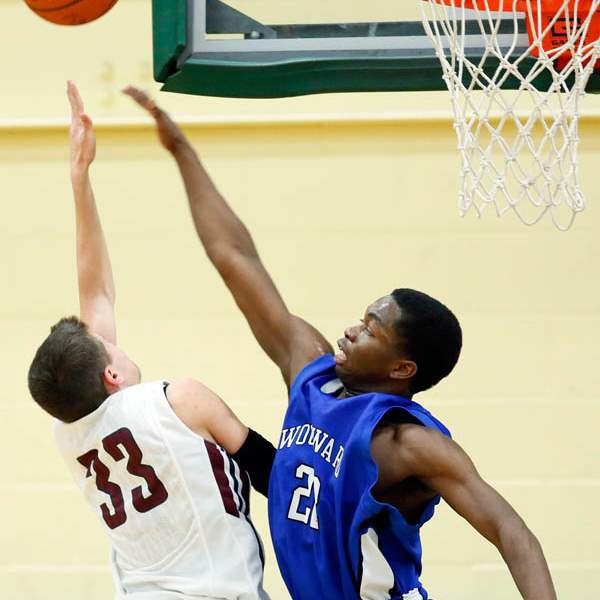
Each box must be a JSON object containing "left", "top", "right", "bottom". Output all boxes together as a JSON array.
[{"left": 334, "top": 362, "right": 352, "bottom": 380}]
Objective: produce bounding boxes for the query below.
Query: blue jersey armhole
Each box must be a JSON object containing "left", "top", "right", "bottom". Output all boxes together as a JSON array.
[
  {"left": 365, "top": 412, "right": 439, "bottom": 521},
  {"left": 356, "top": 404, "right": 449, "bottom": 530}
]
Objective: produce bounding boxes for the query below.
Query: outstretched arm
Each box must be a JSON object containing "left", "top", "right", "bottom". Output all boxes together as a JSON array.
[
  {"left": 376, "top": 426, "right": 557, "bottom": 600},
  {"left": 124, "top": 87, "right": 332, "bottom": 388},
  {"left": 67, "top": 81, "right": 116, "bottom": 343}
]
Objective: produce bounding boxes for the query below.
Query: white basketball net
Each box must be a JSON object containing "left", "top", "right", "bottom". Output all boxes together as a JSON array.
[{"left": 419, "top": 0, "right": 600, "bottom": 230}]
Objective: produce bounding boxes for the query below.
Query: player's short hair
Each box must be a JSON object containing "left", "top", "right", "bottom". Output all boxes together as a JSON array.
[
  {"left": 391, "top": 289, "right": 462, "bottom": 394},
  {"left": 28, "top": 316, "right": 110, "bottom": 423}
]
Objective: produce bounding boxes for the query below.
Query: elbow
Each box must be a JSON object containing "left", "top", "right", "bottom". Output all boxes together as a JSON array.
[
  {"left": 201, "top": 219, "right": 258, "bottom": 269},
  {"left": 207, "top": 243, "right": 258, "bottom": 278},
  {"left": 105, "top": 286, "right": 116, "bottom": 306},
  {"left": 101, "top": 285, "right": 116, "bottom": 308},
  {"left": 497, "top": 515, "right": 540, "bottom": 555}
]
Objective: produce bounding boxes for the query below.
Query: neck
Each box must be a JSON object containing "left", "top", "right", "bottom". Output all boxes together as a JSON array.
[
  {"left": 339, "top": 386, "right": 361, "bottom": 398},
  {"left": 340, "top": 381, "right": 412, "bottom": 399}
]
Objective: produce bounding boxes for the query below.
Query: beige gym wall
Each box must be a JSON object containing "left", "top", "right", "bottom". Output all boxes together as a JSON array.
[{"left": 1, "top": 1, "right": 599, "bottom": 599}]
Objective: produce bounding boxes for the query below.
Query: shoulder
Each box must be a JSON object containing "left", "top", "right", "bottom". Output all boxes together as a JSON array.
[
  {"left": 373, "top": 422, "right": 467, "bottom": 480},
  {"left": 167, "top": 377, "right": 218, "bottom": 400},
  {"left": 166, "top": 379, "right": 249, "bottom": 455},
  {"left": 392, "top": 421, "right": 448, "bottom": 448},
  {"left": 166, "top": 378, "right": 222, "bottom": 441},
  {"left": 167, "top": 378, "right": 221, "bottom": 410},
  {"left": 287, "top": 316, "right": 334, "bottom": 386},
  {"left": 289, "top": 352, "right": 334, "bottom": 391}
]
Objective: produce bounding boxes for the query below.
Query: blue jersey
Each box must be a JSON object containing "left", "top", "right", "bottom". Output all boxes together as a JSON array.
[{"left": 268, "top": 355, "right": 451, "bottom": 600}]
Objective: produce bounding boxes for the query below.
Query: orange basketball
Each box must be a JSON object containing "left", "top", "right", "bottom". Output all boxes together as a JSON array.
[{"left": 25, "top": 0, "right": 119, "bottom": 25}]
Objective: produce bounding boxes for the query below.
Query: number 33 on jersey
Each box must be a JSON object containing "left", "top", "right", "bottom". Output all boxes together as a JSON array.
[
  {"left": 77, "top": 427, "right": 168, "bottom": 529},
  {"left": 54, "top": 380, "right": 268, "bottom": 600}
]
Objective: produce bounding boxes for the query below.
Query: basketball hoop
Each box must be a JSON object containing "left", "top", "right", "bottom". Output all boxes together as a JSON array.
[{"left": 420, "top": 0, "right": 600, "bottom": 229}]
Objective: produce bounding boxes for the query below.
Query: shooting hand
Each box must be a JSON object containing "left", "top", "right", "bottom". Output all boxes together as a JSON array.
[
  {"left": 67, "top": 80, "right": 96, "bottom": 175},
  {"left": 123, "top": 86, "right": 188, "bottom": 155}
]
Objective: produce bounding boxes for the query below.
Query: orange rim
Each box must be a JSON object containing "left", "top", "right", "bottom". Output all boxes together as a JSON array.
[{"left": 430, "top": 0, "right": 600, "bottom": 66}]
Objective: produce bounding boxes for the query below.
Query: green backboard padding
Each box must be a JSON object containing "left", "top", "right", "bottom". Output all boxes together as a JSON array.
[
  {"left": 157, "top": 55, "right": 600, "bottom": 98},
  {"left": 152, "top": 0, "right": 187, "bottom": 82},
  {"left": 159, "top": 56, "right": 449, "bottom": 98}
]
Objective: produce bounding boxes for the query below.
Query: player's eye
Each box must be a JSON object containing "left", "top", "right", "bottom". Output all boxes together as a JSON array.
[{"left": 360, "top": 319, "right": 374, "bottom": 336}]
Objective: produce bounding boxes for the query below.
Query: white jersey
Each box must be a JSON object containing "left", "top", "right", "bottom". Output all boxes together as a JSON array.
[{"left": 54, "top": 380, "right": 269, "bottom": 600}]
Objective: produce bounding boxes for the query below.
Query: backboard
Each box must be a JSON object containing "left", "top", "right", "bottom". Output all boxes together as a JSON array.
[{"left": 152, "top": 0, "right": 600, "bottom": 98}]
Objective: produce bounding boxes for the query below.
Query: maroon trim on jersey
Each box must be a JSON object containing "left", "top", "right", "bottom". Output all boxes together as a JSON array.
[
  {"left": 204, "top": 441, "right": 239, "bottom": 517},
  {"left": 241, "top": 470, "right": 251, "bottom": 517}
]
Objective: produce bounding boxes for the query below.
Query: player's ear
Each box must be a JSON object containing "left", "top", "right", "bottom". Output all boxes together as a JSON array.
[
  {"left": 390, "top": 359, "right": 417, "bottom": 381},
  {"left": 102, "top": 366, "right": 123, "bottom": 391}
]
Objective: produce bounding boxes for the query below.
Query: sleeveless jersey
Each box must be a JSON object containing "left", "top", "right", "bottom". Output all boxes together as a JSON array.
[
  {"left": 54, "top": 380, "right": 269, "bottom": 600},
  {"left": 268, "top": 355, "right": 451, "bottom": 600}
]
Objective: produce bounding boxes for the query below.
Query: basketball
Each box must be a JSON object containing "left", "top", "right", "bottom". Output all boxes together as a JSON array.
[{"left": 25, "top": 0, "right": 118, "bottom": 25}]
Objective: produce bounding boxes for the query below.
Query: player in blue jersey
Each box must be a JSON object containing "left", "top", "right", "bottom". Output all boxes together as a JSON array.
[{"left": 127, "top": 88, "right": 557, "bottom": 600}]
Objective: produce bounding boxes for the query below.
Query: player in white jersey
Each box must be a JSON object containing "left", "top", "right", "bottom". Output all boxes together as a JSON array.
[{"left": 27, "top": 82, "right": 273, "bottom": 600}]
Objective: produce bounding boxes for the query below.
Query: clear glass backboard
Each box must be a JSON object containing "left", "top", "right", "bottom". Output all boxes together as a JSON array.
[
  {"left": 152, "top": 0, "right": 599, "bottom": 98},
  {"left": 193, "top": 0, "right": 526, "bottom": 58}
]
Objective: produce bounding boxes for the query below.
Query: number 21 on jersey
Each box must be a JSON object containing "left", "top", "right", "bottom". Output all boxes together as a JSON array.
[{"left": 287, "top": 464, "right": 321, "bottom": 530}]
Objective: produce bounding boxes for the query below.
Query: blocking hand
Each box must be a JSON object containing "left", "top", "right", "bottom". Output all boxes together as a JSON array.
[
  {"left": 67, "top": 80, "right": 96, "bottom": 174},
  {"left": 123, "top": 86, "right": 188, "bottom": 155}
]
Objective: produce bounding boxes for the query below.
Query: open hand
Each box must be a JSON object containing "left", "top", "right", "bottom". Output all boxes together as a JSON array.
[
  {"left": 123, "top": 86, "right": 188, "bottom": 155},
  {"left": 67, "top": 81, "right": 96, "bottom": 174}
]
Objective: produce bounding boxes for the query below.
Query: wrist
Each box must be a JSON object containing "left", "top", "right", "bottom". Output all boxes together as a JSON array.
[
  {"left": 71, "top": 161, "right": 91, "bottom": 173},
  {"left": 171, "top": 140, "right": 196, "bottom": 161},
  {"left": 70, "top": 166, "right": 91, "bottom": 185}
]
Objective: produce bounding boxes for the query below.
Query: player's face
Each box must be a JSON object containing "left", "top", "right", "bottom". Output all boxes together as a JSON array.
[
  {"left": 334, "top": 296, "right": 407, "bottom": 390},
  {"left": 97, "top": 337, "right": 142, "bottom": 388}
]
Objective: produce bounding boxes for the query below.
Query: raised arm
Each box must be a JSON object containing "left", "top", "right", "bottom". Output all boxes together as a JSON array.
[
  {"left": 123, "top": 87, "right": 332, "bottom": 388},
  {"left": 67, "top": 81, "right": 116, "bottom": 343},
  {"left": 378, "top": 426, "right": 557, "bottom": 600}
]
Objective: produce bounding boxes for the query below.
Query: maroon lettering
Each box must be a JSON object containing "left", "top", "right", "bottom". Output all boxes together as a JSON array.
[
  {"left": 77, "top": 429, "right": 168, "bottom": 530},
  {"left": 103, "top": 428, "right": 169, "bottom": 513},
  {"left": 77, "top": 449, "right": 127, "bottom": 529}
]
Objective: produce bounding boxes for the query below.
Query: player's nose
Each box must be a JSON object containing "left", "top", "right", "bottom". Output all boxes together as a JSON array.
[{"left": 344, "top": 325, "right": 359, "bottom": 342}]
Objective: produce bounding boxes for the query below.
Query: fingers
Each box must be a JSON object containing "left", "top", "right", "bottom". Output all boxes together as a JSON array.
[
  {"left": 123, "top": 85, "right": 156, "bottom": 111},
  {"left": 122, "top": 85, "right": 164, "bottom": 120},
  {"left": 67, "top": 80, "right": 85, "bottom": 115},
  {"left": 67, "top": 81, "right": 94, "bottom": 132}
]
